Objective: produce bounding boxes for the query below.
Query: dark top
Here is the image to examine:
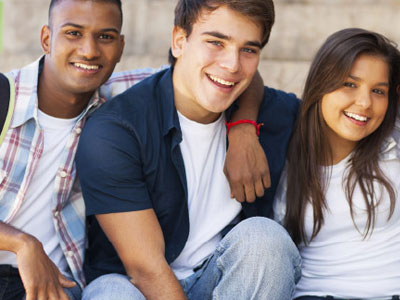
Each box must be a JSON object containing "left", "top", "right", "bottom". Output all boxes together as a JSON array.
[{"left": 76, "top": 68, "right": 299, "bottom": 283}]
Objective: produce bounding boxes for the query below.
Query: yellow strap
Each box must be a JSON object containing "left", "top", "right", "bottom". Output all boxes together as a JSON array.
[{"left": 0, "top": 75, "right": 15, "bottom": 146}]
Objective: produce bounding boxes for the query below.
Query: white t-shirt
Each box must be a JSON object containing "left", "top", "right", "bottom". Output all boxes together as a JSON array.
[
  {"left": 0, "top": 110, "right": 79, "bottom": 274},
  {"left": 274, "top": 147, "right": 400, "bottom": 299},
  {"left": 170, "top": 112, "right": 241, "bottom": 280}
]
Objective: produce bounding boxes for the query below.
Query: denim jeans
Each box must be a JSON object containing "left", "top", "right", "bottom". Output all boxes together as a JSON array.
[
  {"left": 82, "top": 217, "right": 301, "bottom": 300},
  {"left": 0, "top": 264, "right": 82, "bottom": 300},
  {"left": 295, "top": 296, "right": 400, "bottom": 300}
]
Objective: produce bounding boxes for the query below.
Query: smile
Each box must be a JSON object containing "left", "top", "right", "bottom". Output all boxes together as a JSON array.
[
  {"left": 207, "top": 74, "right": 236, "bottom": 87},
  {"left": 344, "top": 111, "right": 369, "bottom": 122},
  {"left": 73, "top": 63, "right": 101, "bottom": 70}
]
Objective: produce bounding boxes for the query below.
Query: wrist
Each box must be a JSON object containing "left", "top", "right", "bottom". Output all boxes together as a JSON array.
[
  {"left": 225, "top": 120, "right": 263, "bottom": 137},
  {"left": 14, "top": 232, "right": 40, "bottom": 254}
]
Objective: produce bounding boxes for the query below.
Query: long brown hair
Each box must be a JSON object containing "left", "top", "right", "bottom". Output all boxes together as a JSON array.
[{"left": 285, "top": 28, "right": 400, "bottom": 245}]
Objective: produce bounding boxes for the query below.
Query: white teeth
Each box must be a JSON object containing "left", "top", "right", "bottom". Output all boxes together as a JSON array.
[
  {"left": 208, "top": 74, "right": 235, "bottom": 86},
  {"left": 344, "top": 112, "right": 368, "bottom": 122},
  {"left": 74, "top": 63, "right": 100, "bottom": 70}
]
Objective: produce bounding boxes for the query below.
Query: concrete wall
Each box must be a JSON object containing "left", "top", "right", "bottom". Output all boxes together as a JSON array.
[{"left": 1, "top": 0, "right": 399, "bottom": 96}]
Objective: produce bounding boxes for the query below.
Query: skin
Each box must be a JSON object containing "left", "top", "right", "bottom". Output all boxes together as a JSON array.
[
  {"left": 96, "top": 5, "right": 265, "bottom": 299},
  {"left": 39, "top": 0, "right": 125, "bottom": 118},
  {"left": 321, "top": 54, "right": 389, "bottom": 164},
  {"left": 171, "top": 5, "right": 262, "bottom": 124},
  {"left": 224, "top": 74, "right": 270, "bottom": 203},
  {"left": 0, "top": 1, "right": 124, "bottom": 300}
]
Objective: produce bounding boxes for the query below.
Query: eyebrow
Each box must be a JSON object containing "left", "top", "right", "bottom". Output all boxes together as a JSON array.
[
  {"left": 202, "top": 31, "right": 262, "bottom": 48},
  {"left": 61, "top": 22, "right": 120, "bottom": 34},
  {"left": 349, "top": 75, "right": 389, "bottom": 87}
]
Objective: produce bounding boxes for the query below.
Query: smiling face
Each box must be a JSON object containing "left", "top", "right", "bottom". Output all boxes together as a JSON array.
[
  {"left": 41, "top": 0, "right": 124, "bottom": 96},
  {"left": 321, "top": 54, "right": 389, "bottom": 161},
  {"left": 171, "top": 5, "right": 262, "bottom": 123}
]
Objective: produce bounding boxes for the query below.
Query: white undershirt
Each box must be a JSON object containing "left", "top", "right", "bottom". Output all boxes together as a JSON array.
[
  {"left": 170, "top": 112, "right": 241, "bottom": 280},
  {"left": 0, "top": 110, "right": 79, "bottom": 274},
  {"left": 294, "top": 155, "right": 400, "bottom": 299}
]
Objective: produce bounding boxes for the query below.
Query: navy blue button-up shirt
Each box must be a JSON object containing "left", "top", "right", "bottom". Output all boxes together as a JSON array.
[{"left": 76, "top": 68, "right": 299, "bottom": 283}]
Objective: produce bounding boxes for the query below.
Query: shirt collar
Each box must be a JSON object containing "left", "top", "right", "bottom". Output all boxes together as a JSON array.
[
  {"left": 381, "top": 118, "right": 400, "bottom": 160},
  {"left": 158, "top": 67, "right": 181, "bottom": 137},
  {"left": 9, "top": 57, "right": 42, "bottom": 128},
  {"left": 9, "top": 56, "right": 105, "bottom": 128}
]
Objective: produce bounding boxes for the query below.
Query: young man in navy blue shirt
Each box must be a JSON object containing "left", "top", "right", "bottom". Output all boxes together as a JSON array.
[{"left": 77, "top": 0, "right": 301, "bottom": 299}]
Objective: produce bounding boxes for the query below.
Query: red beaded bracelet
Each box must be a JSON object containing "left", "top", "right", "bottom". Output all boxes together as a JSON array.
[{"left": 225, "top": 120, "right": 264, "bottom": 136}]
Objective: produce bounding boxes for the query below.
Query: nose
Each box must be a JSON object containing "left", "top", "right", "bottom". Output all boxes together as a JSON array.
[
  {"left": 219, "top": 49, "right": 240, "bottom": 73},
  {"left": 78, "top": 36, "right": 100, "bottom": 60},
  {"left": 355, "top": 87, "right": 372, "bottom": 109}
]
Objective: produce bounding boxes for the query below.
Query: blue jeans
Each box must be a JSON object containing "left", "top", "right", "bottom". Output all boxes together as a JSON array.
[
  {"left": 83, "top": 217, "right": 301, "bottom": 300},
  {"left": 0, "top": 264, "right": 82, "bottom": 300},
  {"left": 295, "top": 296, "right": 400, "bottom": 300}
]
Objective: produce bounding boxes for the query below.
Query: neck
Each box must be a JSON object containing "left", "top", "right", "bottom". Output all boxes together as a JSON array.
[
  {"left": 38, "top": 65, "right": 94, "bottom": 119},
  {"left": 329, "top": 139, "right": 356, "bottom": 165},
  {"left": 172, "top": 68, "right": 220, "bottom": 124}
]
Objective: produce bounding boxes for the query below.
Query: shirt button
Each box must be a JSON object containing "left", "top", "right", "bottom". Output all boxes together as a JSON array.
[
  {"left": 54, "top": 211, "right": 59, "bottom": 217},
  {"left": 60, "top": 170, "right": 68, "bottom": 178},
  {"left": 75, "top": 128, "right": 82, "bottom": 135},
  {"left": 66, "top": 137, "right": 74, "bottom": 148},
  {"left": 67, "top": 251, "right": 74, "bottom": 258}
]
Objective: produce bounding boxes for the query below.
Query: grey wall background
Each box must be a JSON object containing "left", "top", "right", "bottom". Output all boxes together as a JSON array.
[{"left": 1, "top": 0, "right": 399, "bottom": 96}]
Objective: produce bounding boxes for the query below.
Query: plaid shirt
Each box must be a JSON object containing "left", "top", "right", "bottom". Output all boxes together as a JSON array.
[{"left": 1, "top": 57, "right": 157, "bottom": 288}]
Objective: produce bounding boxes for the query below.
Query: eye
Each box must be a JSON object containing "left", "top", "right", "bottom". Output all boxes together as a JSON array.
[
  {"left": 343, "top": 82, "right": 356, "bottom": 88},
  {"left": 372, "top": 88, "right": 386, "bottom": 96},
  {"left": 207, "top": 40, "right": 222, "bottom": 47},
  {"left": 66, "top": 31, "right": 81, "bottom": 37},
  {"left": 99, "top": 34, "right": 114, "bottom": 40},
  {"left": 241, "top": 47, "right": 257, "bottom": 54}
]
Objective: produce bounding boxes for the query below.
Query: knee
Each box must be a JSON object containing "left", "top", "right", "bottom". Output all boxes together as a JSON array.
[
  {"left": 223, "top": 217, "right": 300, "bottom": 263},
  {"left": 82, "top": 274, "right": 145, "bottom": 300}
]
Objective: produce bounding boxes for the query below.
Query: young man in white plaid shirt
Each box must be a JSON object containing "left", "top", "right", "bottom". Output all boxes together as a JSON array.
[{"left": 0, "top": 0, "right": 269, "bottom": 299}]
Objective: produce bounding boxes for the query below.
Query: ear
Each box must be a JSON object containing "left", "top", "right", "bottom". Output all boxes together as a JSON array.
[
  {"left": 171, "top": 26, "right": 187, "bottom": 59},
  {"left": 40, "top": 25, "right": 51, "bottom": 55},
  {"left": 117, "top": 34, "right": 125, "bottom": 63}
]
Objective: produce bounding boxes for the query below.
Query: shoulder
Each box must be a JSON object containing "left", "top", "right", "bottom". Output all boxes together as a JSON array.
[
  {"left": 84, "top": 68, "right": 172, "bottom": 144},
  {"left": 263, "top": 87, "right": 300, "bottom": 115},
  {"left": 258, "top": 87, "right": 300, "bottom": 131},
  {"left": 95, "top": 69, "right": 168, "bottom": 116},
  {"left": 100, "top": 66, "right": 167, "bottom": 98}
]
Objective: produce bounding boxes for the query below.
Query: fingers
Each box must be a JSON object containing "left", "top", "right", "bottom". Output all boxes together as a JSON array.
[
  {"left": 59, "top": 273, "right": 76, "bottom": 288},
  {"left": 229, "top": 179, "right": 246, "bottom": 203},
  {"left": 244, "top": 183, "right": 256, "bottom": 203},
  {"left": 262, "top": 172, "right": 271, "bottom": 189},
  {"left": 261, "top": 157, "right": 271, "bottom": 189},
  {"left": 254, "top": 178, "right": 265, "bottom": 198}
]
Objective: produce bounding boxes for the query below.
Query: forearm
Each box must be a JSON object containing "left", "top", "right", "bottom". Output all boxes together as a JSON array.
[
  {"left": 224, "top": 71, "right": 270, "bottom": 202},
  {"left": 0, "top": 221, "right": 38, "bottom": 253},
  {"left": 231, "top": 70, "right": 264, "bottom": 122},
  {"left": 128, "top": 259, "right": 186, "bottom": 300},
  {"left": 97, "top": 210, "right": 187, "bottom": 300}
]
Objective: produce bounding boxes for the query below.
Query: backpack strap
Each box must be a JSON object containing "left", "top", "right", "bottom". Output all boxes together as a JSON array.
[{"left": 0, "top": 73, "right": 15, "bottom": 146}]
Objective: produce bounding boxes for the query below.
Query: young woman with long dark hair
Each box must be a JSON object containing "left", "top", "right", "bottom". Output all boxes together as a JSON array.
[{"left": 274, "top": 28, "right": 400, "bottom": 299}]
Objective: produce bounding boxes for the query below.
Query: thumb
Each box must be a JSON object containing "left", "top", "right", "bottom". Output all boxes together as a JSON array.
[{"left": 58, "top": 274, "right": 76, "bottom": 288}]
